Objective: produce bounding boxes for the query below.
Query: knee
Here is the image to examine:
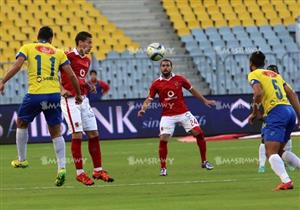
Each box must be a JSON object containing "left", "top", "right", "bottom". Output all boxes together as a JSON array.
[
  {"left": 17, "top": 118, "right": 28, "bottom": 129},
  {"left": 160, "top": 134, "right": 170, "bottom": 142},
  {"left": 87, "top": 130, "right": 99, "bottom": 138},
  {"left": 48, "top": 124, "right": 62, "bottom": 139},
  {"left": 191, "top": 127, "right": 203, "bottom": 137}
]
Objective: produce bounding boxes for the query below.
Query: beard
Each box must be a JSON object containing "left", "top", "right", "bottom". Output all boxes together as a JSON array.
[{"left": 162, "top": 71, "right": 171, "bottom": 77}]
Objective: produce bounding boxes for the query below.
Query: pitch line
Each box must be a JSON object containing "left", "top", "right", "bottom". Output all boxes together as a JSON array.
[{"left": 0, "top": 177, "right": 268, "bottom": 191}]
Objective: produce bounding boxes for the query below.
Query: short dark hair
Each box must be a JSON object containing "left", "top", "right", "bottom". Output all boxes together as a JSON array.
[
  {"left": 90, "top": 70, "right": 97, "bottom": 75},
  {"left": 160, "top": 58, "right": 173, "bottom": 67},
  {"left": 37, "top": 26, "right": 53, "bottom": 41},
  {"left": 250, "top": 51, "right": 265, "bottom": 68},
  {"left": 75, "top": 31, "right": 92, "bottom": 46},
  {"left": 267, "top": 65, "right": 279, "bottom": 74}
]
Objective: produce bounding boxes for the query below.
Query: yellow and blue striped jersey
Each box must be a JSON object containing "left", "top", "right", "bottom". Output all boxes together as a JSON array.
[
  {"left": 248, "top": 69, "right": 290, "bottom": 115},
  {"left": 16, "top": 42, "right": 70, "bottom": 94}
]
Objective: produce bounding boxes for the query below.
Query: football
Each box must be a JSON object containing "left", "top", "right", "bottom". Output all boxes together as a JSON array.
[{"left": 146, "top": 43, "right": 166, "bottom": 61}]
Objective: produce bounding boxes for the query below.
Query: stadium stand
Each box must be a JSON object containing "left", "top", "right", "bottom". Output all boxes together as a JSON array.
[
  {"left": 0, "top": 0, "right": 299, "bottom": 103},
  {"left": 162, "top": 0, "right": 300, "bottom": 94}
]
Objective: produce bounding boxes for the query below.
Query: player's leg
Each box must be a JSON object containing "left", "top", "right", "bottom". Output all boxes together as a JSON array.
[
  {"left": 12, "top": 94, "right": 40, "bottom": 168},
  {"left": 283, "top": 139, "right": 295, "bottom": 171},
  {"left": 159, "top": 116, "right": 175, "bottom": 176},
  {"left": 61, "top": 96, "right": 94, "bottom": 185},
  {"left": 44, "top": 93, "right": 67, "bottom": 186},
  {"left": 258, "top": 139, "right": 266, "bottom": 173},
  {"left": 181, "top": 112, "right": 213, "bottom": 170}
]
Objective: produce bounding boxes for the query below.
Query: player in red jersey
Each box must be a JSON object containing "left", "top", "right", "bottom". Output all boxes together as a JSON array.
[
  {"left": 60, "top": 32, "right": 113, "bottom": 185},
  {"left": 138, "top": 59, "right": 216, "bottom": 176}
]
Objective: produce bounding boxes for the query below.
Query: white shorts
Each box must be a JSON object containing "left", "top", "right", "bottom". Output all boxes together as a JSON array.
[
  {"left": 159, "top": 111, "right": 199, "bottom": 136},
  {"left": 61, "top": 96, "right": 97, "bottom": 133}
]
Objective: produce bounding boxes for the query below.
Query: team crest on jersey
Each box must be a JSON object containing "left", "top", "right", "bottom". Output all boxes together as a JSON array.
[
  {"left": 262, "top": 71, "right": 277, "bottom": 78},
  {"left": 174, "top": 81, "right": 179, "bottom": 88},
  {"left": 35, "top": 46, "right": 55, "bottom": 55}
]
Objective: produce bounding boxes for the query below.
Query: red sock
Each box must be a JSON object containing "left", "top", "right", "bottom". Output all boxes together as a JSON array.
[
  {"left": 196, "top": 131, "right": 207, "bottom": 163},
  {"left": 159, "top": 140, "right": 168, "bottom": 169},
  {"left": 71, "top": 138, "right": 83, "bottom": 170},
  {"left": 88, "top": 136, "right": 102, "bottom": 168}
]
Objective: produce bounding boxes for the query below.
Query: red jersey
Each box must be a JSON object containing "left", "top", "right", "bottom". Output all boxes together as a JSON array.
[
  {"left": 148, "top": 74, "right": 192, "bottom": 116},
  {"left": 61, "top": 48, "right": 91, "bottom": 96}
]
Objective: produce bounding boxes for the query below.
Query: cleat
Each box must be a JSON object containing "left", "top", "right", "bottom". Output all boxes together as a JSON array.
[
  {"left": 273, "top": 181, "right": 294, "bottom": 192},
  {"left": 76, "top": 172, "right": 94, "bottom": 186},
  {"left": 11, "top": 160, "right": 29, "bottom": 168},
  {"left": 201, "top": 160, "right": 214, "bottom": 170},
  {"left": 93, "top": 170, "right": 114, "bottom": 182},
  {"left": 258, "top": 166, "right": 265, "bottom": 173},
  {"left": 55, "top": 169, "right": 66, "bottom": 187},
  {"left": 160, "top": 168, "right": 167, "bottom": 176}
]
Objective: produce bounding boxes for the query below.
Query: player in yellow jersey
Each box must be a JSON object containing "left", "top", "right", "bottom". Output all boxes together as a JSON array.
[
  {"left": 247, "top": 51, "right": 300, "bottom": 191},
  {"left": 0, "top": 26, "right": 82, "bottom": 186}
]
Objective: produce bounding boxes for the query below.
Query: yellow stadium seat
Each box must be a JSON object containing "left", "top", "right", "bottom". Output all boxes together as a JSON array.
[
  {"left": 230, "top": 0, "right": 242, "bottom": 6},
  {"left": 283, "top": 16, "right": 295, "bottom": 25},
  {"left": 228, "top": 19, "right": 241, "bottom": 27},
  {"left": 203, "top": 0, "right": 216, "bottom": 7},
  {"left": 113, "top": 44, "right": 126, "bottom": 53},
  {"left": 187, "top": 20, "right": 200, "bottom": 29},
  {"left": 93, "top": 51, "right": 106, "bottom": 60},
  {"left": 256, "top": 0, "right": 270, "bottom": 6},
  {"left": 200, "top": 19, "right": 214, "bottom": 28},
  {"left": 177, "top": 27, "right": 190, "bottom": 36},
  {"left": 224, "top": 13, "right": 237, "bottom": 21},
  {"left": 40, "top": 18, "right": 55, "bottom": 26},
  {"left": 255, "top": 18, "right": 268, "bottom": 26},
  {"left": 269, "top": 17, "right": 282, "bottom": 25},
  {"left": 214, "top": 18, "right": 227, "bottom": 27}
]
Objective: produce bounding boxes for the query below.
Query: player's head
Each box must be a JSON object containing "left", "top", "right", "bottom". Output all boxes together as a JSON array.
[
  {"left": 90, "top": 69, "right": 97, "bottom": 81},
  {"left": 37, "top": 26, "right": 53, "bottom": 43},
  {"left": 75, "top": 31, "right": 92, "bottom": 55},
  {"left": 249, "top": 51, "right": 265, "bottom": 71},
  {"left": 267, "top": 65, "right": 279, "bottom": 74},
  {"left": 160, "top": 59, "right": 173, "bottom": 77}
]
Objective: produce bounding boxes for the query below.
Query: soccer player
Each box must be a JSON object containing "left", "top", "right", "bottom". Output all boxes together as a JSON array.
[
  {"left": 87, "top": 69, "right": 110, "bottom": 102},
  {"left": 60, "top": 31, "right": 114, "bottom": 186},
  {"left": 0, "top": 26, "right": 82, "bottom": 186},
  {"left": 248, "top": 51, "right": 300, "bottom": 191},
  {"left": 138, "top": 59, "right": 216, "bottom": 176},
  {"left": 257, "top": 64, "right": 293, "bottom": 173}
]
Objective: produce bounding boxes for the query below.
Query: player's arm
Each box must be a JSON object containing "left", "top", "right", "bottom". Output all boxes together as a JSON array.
[
  {"left": 138, "top": 97, "right": 153, "bottom": 117},
  {"left": 0, "top": 56, "right": 25, "bottom": 92},
  {"left": 189, "top": 87, "right": 216, "bottom": 107},
  {"left": 284, "top": 84, "right": 300, "bottom": 125},
  {"left": 61, "top": 64, "right": 82, "bottom": 104},
  {"left": 99, "top": 80, "right": 110, "bottom": 95},
  {"left": 248, "top": 83, "right": 264, "bottom": 124}
]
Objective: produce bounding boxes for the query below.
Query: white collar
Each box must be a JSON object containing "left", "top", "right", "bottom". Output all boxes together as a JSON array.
[
  {"left": 159, "top": 73, "right": 175, "bottom": 81},
  {"left": 73, "top": 48, "right": 86, "bottom": 58}
]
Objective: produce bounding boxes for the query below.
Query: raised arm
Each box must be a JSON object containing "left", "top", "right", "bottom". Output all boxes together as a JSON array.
[{"left": 0, "top": 56, "right": 25, "bottom": 92}]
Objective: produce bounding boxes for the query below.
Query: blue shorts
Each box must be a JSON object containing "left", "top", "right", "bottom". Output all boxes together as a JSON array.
[
  {"left": 18, "top": 93, "right": 62, "bottom": 126},
  {"left": 262, "top": 105, "right": 296, "bottom": 143}
]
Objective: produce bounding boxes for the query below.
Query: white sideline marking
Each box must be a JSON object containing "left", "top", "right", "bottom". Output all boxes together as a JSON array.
[{"left": 0, "top": 177, "right": 268, "bottom": 191}]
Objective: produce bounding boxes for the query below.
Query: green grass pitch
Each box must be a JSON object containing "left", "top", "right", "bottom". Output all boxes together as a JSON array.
[{"left": 0, "top": 137, "right": 299, "bottom": 210}]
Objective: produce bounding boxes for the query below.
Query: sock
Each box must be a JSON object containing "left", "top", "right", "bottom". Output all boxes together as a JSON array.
[
  {"left": 71, "top": 138, "right": 83, "bottom": 170},
  {"left": 88, "top": 136, "right": 102, "bottom": 169},
  {"left": 76, "top": 169, "right": 84, "bottom": 176},
  {"left": 16, "top": 128, "right": 28, "bottom": 161},
  {"left": 283, "top": 139, "right": 292, "bottom": 152},
  {"left": 196, "top": 131, "right": 206, "bottom": 163},
  {"left": 258, "top": 143, "right": 266, "bottom": 167},
  {"left": 159, "top": 140, "right": 168, "bottom": 169},
  {"left": 52, "top": 136, "right": 66, "bottom": 170},
  {"left": 282, "top": 151, "right": 300, "bottom": 168},
  {"left": 269, "top": 154, "right": 291, "bottom": 183},
  {"left": 94, "top": 167, "right": 103, "bottom": 172}
]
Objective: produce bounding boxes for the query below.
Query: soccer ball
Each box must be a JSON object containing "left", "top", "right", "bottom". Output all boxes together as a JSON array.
[{"left": 146, "top": 43, "right": 166, "bottom": 61}]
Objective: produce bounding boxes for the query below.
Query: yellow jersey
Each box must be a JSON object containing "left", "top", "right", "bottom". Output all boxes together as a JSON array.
[
  {"left": 248, "top": 69, "right": 290, "bottom": 115},
  {"left": 16, "top": 42, "right": 69, "bottom": 94}
]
